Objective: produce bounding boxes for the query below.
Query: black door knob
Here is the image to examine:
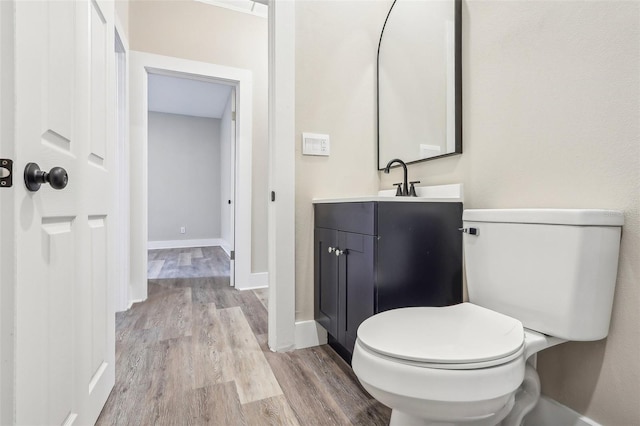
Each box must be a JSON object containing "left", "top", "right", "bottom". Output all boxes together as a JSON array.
[{"left": 24, "top": 162, "right": 69, "bottom": 192}]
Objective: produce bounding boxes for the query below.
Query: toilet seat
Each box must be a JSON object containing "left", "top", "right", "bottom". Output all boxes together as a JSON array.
[{"left": 357, "top": 303, "right": 524, "bottom": 369}]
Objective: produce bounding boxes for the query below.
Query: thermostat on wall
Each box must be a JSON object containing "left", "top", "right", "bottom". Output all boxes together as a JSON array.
[{"left": 302, "top": 133, "right": 330, "bottom": 156}]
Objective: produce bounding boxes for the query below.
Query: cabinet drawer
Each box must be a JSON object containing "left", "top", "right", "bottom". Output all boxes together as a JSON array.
[{"left": 314, "top": 203, "right": 377, "bottom": 235}]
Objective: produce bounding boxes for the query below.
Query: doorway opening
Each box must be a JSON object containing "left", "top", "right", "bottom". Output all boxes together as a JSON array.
[
  {"left": 128, "top": 53, "right": 256, "bottom": 304},
  {"left": 146, "top": 73, "right": 237, "bottom": 285},
  {"left": 124, "top": 0, "right": 297, "bottom": 352}
]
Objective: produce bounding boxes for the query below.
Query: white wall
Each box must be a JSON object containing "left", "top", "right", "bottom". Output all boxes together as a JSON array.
[
  {"left": 129, "top": 0, "right": 268, "bottom": 272},
  {"left": 148, "top": 112, "right": 221, "bottom": 243},
  {"left": 296, "top": 1, "right": 639, "bottom": 425}
]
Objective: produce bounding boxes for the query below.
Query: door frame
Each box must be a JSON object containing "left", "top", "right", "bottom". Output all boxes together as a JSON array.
[
  {"left": 129, "top": 51, "right": 253, "bottom": 300},
  {"left": 0, "top": 0, "right": 16, "bottom": 422},
  {"left": 267, "top": 0, "right": 296, "bottom": 351},
  {"left": 114, "top": 15, "right": 131, "bottom": 312}
]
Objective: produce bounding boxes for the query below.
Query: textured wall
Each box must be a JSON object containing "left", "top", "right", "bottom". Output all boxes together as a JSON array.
[
  {"left": 148, "top": 112, "right": 221, "bottom": 242},
  {"left": 296, "top": 0, "right": 640, "bottom": 424},
  {"left": 129, "top": 0, "right": 268, "bottom": 271}
]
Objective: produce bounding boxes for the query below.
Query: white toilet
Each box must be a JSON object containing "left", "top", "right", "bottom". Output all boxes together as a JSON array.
[{"left": 352, "top": 209, "right": 623, "bottom": 426}]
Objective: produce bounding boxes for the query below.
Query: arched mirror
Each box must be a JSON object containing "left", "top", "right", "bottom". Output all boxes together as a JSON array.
[{"left": 377, "top": 0, "right": 462, "bottom": 170}]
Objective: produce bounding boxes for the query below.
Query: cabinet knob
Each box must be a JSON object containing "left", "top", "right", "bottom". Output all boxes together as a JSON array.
[
  {"left": 335, "top": 249, "right": 344, "bottom": 256},
  {"left": 328, "top": 247, "right": 335, "bottom": 253}
]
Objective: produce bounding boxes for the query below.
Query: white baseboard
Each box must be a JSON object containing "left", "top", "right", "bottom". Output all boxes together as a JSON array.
[
  {"left": 295, "top": 320, "right": 328, "bottom": 350},
  {"left": 219, "top": 240, "right": 231, "bottom": 256},
  {"left": 524, "top": 396, "right": 601, "bottom": 426},
  {"left": 235, "top": 272, "right": 269, "bottom": 291},
  {"left": 121, "top": 298, "right": 146, "bottom": 313},
  {"left": 251, "top": 272, "right": 268, "bottom": 288},
  {"left": 147, "top": 238, "right": 223, "bottom": 250}
]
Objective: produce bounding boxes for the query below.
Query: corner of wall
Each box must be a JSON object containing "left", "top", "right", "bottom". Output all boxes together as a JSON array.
[{"left": 294, "top": 320, "right": 328, "bottom": 350}]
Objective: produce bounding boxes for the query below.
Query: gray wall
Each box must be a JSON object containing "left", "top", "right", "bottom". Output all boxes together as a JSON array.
[{"left": 148, "top": 112, "right": 221, "bottom": 242}]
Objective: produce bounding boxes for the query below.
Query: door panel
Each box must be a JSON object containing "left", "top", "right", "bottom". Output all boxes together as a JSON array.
[
  {"left": 46, "top": 1, "right": 74, "bottom": 141},
  {"left": 15, "top": 2, "right": 80, "bottom": 424},
  {"left": 42, "top": 219, "right": 76, "bottom": 426},
  {"left": 88, "top": 216, "right": 108, "bottom": 381},
  {"left": 314, "top": 228, "right": 339, "bottom": 336},
  {"left": 14, "top": 0, "right": 116, "bottom": 424},
  {"left": 90, "top": 0, "right": 108, "bottom": 164},
  {"left": 82, "top": 0, "right": 116, "bottom": 421},
  {"left": 340, "top": 232, "right": 375, "bottom": 354}
]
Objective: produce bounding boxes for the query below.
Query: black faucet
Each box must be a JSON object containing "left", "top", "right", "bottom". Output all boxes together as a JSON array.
[{"left": 384, "top": 158, "right": 409, "bottom": 196}]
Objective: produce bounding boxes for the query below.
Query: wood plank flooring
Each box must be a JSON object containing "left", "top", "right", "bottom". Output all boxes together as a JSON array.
[{"left": 97, "top": 247, "right": 390, "bottom": 425}]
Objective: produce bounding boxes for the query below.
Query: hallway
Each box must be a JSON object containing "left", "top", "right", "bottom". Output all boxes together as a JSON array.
[{"left": 96, "top": 247, "right": 390, "bottom": 425}]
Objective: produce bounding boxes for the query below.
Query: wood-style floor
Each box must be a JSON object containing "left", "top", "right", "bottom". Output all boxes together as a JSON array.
[{"left": 96, "top": 247, "right": 391, "bottom": 425}]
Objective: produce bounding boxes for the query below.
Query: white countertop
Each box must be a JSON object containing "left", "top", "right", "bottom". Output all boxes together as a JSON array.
[
  {"left": 312, "top": 184, "right": 464, "bottom": 204},
  {"left": 312, "top": 196, "right": 462, "bottom": 204}
]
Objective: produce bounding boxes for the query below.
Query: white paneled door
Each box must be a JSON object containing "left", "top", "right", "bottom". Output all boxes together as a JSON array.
[{"left": 14, "top": 1, "right": 115, "bottom": 424}]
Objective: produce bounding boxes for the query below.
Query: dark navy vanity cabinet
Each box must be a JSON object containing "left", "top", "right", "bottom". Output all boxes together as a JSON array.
[{"left": 314, "top": 201, "right": 463, "bottom": 361}]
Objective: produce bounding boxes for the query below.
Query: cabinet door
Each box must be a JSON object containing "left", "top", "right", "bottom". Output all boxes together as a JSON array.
[
  {"left": 340, "top": 232, "right": 376, "bottom": 354},
  {"left": 376, "top": 202, "right": 463, "bottom": 311},
  {"left": 314, "top": 228, "right": 339, "bottom": 336}
]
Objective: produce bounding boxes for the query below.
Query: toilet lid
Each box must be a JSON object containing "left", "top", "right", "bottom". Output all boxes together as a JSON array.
[{"left": 357, "top": 303, "right": 524, "bottom": 366}]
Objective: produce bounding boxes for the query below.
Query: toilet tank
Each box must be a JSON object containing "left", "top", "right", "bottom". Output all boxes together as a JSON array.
[{"left": 463, "top": 209, "right": 623, "bottom": 341}]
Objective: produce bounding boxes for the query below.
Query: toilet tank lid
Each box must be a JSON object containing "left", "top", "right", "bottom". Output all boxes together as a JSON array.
[{"left": 463, "top": 209, "right": 624, "bottom": 226}]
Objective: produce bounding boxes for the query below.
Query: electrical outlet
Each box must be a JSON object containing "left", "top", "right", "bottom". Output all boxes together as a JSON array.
[{"left": 180, "top": 226, "right": 186, "bottom": 234}]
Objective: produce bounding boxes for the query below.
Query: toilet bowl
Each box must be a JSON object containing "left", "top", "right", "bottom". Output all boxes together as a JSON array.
[
  {"left": 350, "top": 209, "right": 624, "bottom": 426},
  {"left": 352, "top": 304, "right": 563, "bottom": 426}
]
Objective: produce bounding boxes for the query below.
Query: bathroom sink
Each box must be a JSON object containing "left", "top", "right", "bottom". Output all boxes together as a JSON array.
[{"left": 313, "top": 184, "right": 463, "bottom": 203}]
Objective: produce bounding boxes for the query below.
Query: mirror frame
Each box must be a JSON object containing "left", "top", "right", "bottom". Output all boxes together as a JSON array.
[{"left": 377, "top": 0, "right": 462, "bottom": 170}]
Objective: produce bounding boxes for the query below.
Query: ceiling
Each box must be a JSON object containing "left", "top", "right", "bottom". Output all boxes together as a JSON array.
[{"left": 147, "top": 74, "right": 233, "bottom": 119}]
